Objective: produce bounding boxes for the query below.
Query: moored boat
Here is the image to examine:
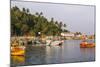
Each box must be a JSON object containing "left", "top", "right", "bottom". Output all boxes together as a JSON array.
[
  {"left": 80, "top": 42, "right": 95, "bottom": 48},
  {"left": 46, "top": 40, "right": 64, "bottom": 46},
  {"left": 11, "top": 46, "right": 25, "bottom": 56}
]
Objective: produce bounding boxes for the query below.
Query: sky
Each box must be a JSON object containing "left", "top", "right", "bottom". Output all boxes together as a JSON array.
[{"left": 11, "top": 1, "right": 95, "bottom": 35}]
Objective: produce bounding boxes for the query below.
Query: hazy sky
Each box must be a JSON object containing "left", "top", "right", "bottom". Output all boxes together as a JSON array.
[{"left": 11, "top": 1, "right": 95, "bottom": 35}]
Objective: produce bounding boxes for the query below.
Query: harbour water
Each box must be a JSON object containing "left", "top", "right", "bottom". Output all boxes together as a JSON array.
[{"left": 11, "top": 40, "right": 95, "bottom": 66}]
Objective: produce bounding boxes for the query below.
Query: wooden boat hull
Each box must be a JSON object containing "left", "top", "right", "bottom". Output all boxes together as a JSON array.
[
  {"left": 46, "top": 40, "right": 64, "bottom": 46},
  {"left": 11, "top": 47, "right": 25, "bottom": 56},
  {"left": 11, "top": 50, "right": 25, "bottom": 56},
  {"left": 80, "top": 42, "right": 95, "bottom": 48}
]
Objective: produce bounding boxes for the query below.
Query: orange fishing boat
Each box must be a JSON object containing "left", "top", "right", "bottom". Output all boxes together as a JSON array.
[
  {"left": 80, "top": 34, "right": 95, "bottom": 48},
  {"left": 80, "top": 42, "right": 95, "bottom": 48},
  {"left": 11, "top": 46, "right": 25, "bottom": 56}
]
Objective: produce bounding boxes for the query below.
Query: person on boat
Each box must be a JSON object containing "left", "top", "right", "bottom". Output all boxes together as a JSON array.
[
  {"left": 80, "top": 34, "right": 87, "bottom": 47},
  {"left": 48, "top": 39, "right": 53, "bottom": 46},
  {"left": 82, "top": 34, "right": 87, "bottom": 41}
]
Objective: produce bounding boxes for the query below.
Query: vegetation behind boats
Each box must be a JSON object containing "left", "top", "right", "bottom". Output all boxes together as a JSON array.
[{"left": 11, "top": 6, "right": 69, "bottom": 37}]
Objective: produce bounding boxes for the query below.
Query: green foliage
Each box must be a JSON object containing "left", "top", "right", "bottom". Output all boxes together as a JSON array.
[{"left": 11, "top": 6, "right": 69, "bottom": 36}]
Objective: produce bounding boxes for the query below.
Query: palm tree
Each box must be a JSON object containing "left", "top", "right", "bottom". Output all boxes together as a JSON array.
[
  {"left": 26, "top": 8, "right": 29, "bottom": 13},
  {"left": 35, "top": 12, "right": 39, "bottom": 16},
  {"left": 13, "top": 6, "right": 19, "bottom": 11},
  {"left": 50, "top": 17, "right": 54, "bottom": 24},
  {"left": 21, "top": 24, "right": 29, "bottom": 35},
  {"left": 55, "top": 21, "right": 58, "bottom": 24},
  {"left": 23, "top": 8, "right": 26, "bottom": 13},
  {"left": 40, "top": 12, "right": 43, "bottom": 16},
  {"left": 64, "top": 24, "right": 66, "bottom": 27},
  {"left": 59, "top": 21, "right": 63, "bottom": 28}
]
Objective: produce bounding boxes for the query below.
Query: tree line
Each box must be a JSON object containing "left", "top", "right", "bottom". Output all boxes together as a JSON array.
[{"left": 11, "top": 6, "right": 69, "bottom": 36}]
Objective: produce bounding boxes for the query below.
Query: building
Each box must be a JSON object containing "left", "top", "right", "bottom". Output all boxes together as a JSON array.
[{"left": 61, "top": 32, "right": 75, "bottom": 37}]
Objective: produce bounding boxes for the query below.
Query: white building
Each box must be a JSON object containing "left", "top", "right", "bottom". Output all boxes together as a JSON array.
[{"left": 61, "top": 32, "right": 75, "bottom": 37}]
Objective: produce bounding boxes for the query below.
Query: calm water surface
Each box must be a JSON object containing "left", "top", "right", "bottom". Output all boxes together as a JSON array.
[{"left": 11, "top": 40, "right": 95, "bottom": 66}]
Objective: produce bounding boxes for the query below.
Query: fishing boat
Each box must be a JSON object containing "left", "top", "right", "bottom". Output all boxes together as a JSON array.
[
  {"left": 46, "top": 40, "right": 64, "bottom": 46},
  {"left": 11, "top": 46, "right": 25, "bottom": 56},
  {"left": 80, "top": 41, "right": 95, "bottom": 48},
  {"left": 80, "top": 34, "right": 95, "bottom": 48},
  {"left": 52, "top": 40, "right": 64, "bottom": 46}
]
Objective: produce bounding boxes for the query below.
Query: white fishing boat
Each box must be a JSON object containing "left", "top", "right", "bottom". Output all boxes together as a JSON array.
[{"left": 46, "top": 40, "right": 64, "bottom": 46}]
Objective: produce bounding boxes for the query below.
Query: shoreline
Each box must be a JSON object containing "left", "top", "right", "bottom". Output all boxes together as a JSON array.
[{"left": 11, "top": 36, "right": 95, "bottom": 40}]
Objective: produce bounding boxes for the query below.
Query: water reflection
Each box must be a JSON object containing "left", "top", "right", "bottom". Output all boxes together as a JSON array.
[
  {"left": 80, "top": 48, "right": 95, "bottom": 61},
  {"left": 11, "top": 56, "right": 25, "bottom": 66},
  {"left": 45, "top": 46, "right": 63, "bottom": 64},
  {"left": 25, "top": 46, "right": 47, "bottom": 65},
  {"left": 11, "top": 40, "right": 95, "bottom": 66}
]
